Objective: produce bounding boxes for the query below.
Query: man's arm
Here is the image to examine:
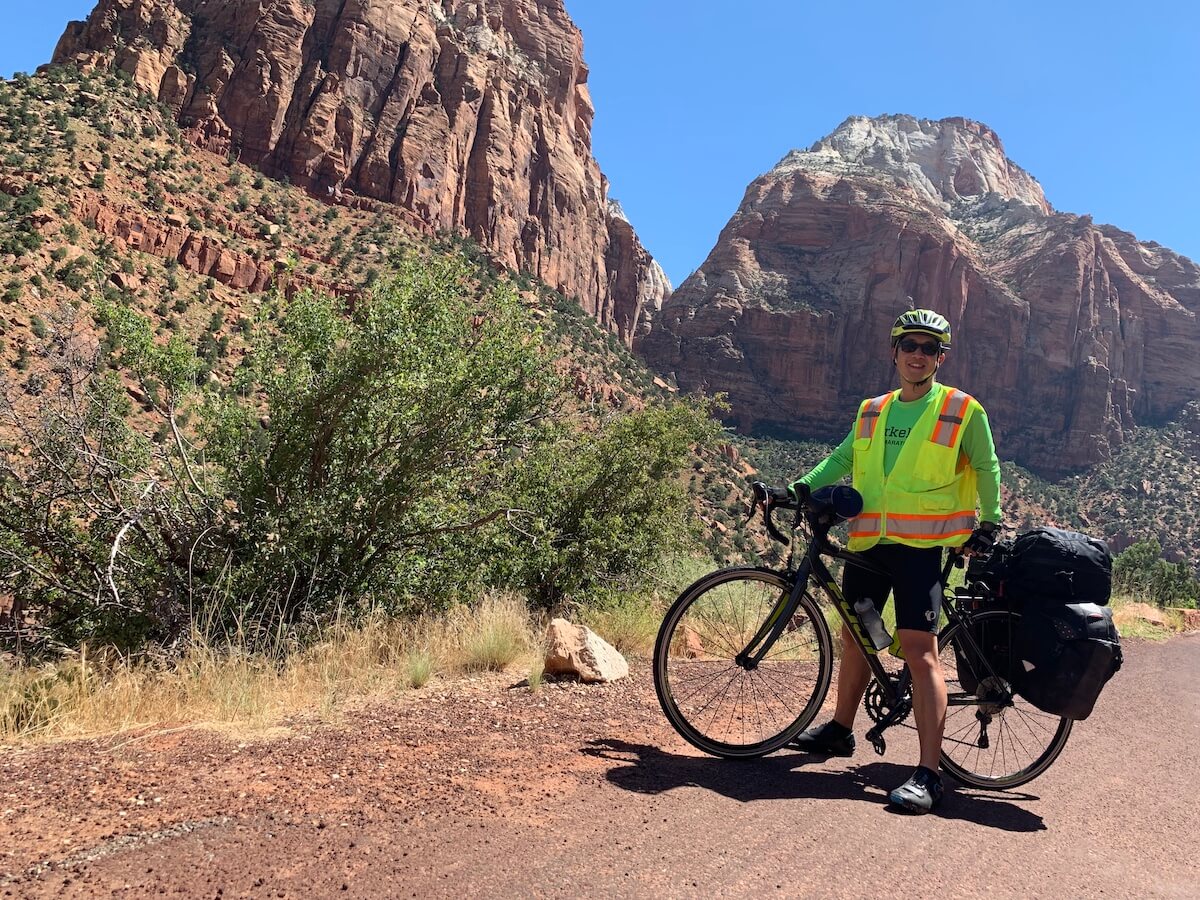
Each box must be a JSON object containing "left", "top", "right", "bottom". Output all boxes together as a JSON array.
[
  {"left": 962, "top": 407, "right": 1002, "bottom": 523},
  {"left": 788, "top": 426, "right": 855, "bottom": 497}
]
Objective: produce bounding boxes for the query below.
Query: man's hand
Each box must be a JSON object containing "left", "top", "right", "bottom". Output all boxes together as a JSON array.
[{"left": 962, "top": 521, "right": 999, "bottom": 556}]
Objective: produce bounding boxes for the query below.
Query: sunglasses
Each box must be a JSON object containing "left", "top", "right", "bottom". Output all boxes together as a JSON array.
[{"left": 897, "top": 338, "right": 942, "bottom": 357}]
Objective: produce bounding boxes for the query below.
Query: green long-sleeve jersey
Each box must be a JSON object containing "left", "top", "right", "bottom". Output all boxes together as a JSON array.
[{"left": 789, "top": 388, "right": 1002, "bottom": 525}]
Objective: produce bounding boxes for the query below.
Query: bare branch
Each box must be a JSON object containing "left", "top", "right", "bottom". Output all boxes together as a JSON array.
[
  {"left": 168, "top": 407, "right": 206, "bottom": 501},
  {"left": 188, "top": 524, "right": 221, "bottom": 600},
  {"left": 0, "top": 547, "right": 97, "bottom": 606},
  {"left": 357, "top": 507, "right": 525, "bottom": 574},
  {"left": 106, "top": 481, "right": 156, "bottom": 609}
]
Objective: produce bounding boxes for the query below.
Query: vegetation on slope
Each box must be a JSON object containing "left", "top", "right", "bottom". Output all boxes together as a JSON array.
[{"left": 0, "top": 65, "right": 723, "bottom": 659}]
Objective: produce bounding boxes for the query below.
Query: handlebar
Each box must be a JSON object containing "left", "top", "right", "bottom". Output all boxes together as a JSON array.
[
  {"left": 748, "top": 481, "right": 796, "bottom": 544},
  {"left": 748, "top": 481, "right": 863, "bottom": 547},
  {"left": 748, "top": 481, "right": 972, "bottom": 575}
]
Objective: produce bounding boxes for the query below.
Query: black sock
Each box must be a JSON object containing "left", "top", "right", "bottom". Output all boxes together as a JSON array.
[
  {"left": 915, "top": 765, "right": 942, "bottom": 783},
  {"left": 824, "top": 720, "right": 852, "bottom": 737}
]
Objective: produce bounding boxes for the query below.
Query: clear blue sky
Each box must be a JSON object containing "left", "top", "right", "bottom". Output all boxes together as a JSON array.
[{"left": 6, "top": 1, "right": 1198, "bottom": 286}]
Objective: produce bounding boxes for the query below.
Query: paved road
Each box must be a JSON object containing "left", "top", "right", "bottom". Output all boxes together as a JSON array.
[{"left": 3, "top": 636, "right": 1197, "bottom": 898}]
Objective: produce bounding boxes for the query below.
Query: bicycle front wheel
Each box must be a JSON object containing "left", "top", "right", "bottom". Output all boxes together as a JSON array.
[
  {"left": 653, "top": 567, "right": 833, "bottom": 758},
  {"left": 938, "top": 608, "right": 1073, "bottom": 789}
]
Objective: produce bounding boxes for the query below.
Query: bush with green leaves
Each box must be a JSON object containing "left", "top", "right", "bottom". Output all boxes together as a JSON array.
[
  {"left": 476, "top": 400, "right": 719, "bottom": 608},
  {"left": 1, "top": 252, "right": 718, "bottom": 654},
  {"left": 202, "top": 253, "right": 564, "bottom": 620},
  {"left": 0, "top": 186, "right": 45, "bottom": 256},
  {"left": 1112, "top": 538, "right": 1199, "bottom": 608}
]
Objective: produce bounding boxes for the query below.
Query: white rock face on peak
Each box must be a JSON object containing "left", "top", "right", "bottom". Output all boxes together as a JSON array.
[
  {"left": 773, "top": 115, "right": 1051, "bottom": 214},
  {"left": 607, "top": 198, "right": 629, "bottom": 223}
]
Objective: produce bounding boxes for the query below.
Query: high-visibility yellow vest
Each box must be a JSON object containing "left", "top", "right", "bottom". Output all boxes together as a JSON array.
[{"left": 847, "top": 382, "right": 981, "bottom": 551}]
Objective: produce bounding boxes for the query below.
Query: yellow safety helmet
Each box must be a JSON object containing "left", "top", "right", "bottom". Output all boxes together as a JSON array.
[{"left": 891, "top": 308, "right": 951, "bottom": 349}]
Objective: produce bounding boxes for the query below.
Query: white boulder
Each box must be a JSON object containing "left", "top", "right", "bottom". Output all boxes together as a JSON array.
[{"left": 544, "top": 618, "right": 629, "bottom": 683}]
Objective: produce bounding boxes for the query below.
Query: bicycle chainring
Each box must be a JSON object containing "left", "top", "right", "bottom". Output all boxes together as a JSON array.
[{"left": 864, "top": 679, "right": 912, "bottom": 725}]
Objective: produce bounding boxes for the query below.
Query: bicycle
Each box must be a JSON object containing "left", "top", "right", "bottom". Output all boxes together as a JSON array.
[{"left": 652, "top": 483, "right": 1073, "bottom": 789}]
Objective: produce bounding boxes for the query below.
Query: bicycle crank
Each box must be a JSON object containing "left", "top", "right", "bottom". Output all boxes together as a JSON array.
[
  {"left": 863, "top": 697, "right": 913, "bottom": 756},
  {"left": 974, "top": 712, "right": 992, "bottom": 749}
]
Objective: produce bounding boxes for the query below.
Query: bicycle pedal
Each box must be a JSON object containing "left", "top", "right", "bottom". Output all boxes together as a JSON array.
[{"left": 869, "top": 734, "right": 886, "bottom": 755}]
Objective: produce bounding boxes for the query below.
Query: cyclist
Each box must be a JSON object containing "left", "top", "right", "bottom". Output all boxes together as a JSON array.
[{"left": 785, "top": 307, "right": 1002, "bottom": 813}]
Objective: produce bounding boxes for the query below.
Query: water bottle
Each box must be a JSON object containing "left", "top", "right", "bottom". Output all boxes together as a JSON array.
[{"left": 853, "top": 598, "right": 892, "bottom": 651}]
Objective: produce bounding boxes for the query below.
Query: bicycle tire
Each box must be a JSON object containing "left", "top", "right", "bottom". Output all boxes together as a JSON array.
[
  {"left": 653, "top": 567, "right": 833, "bottom": 759},
  {"left": 938, "top": 608, "right": 1073, "bottom": 789}
]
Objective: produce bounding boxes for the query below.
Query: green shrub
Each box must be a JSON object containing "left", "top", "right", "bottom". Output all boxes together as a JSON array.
[
  {"left": 1113, "top": 539, "right": 1199, "bottom": 608},
  {"left": 202, "top": 253, "right": 563, "bottom": 618},
  {"left": 1, "top": 251, "right": 719, "bottom": 655},
  {"left": 479, "top": 400, "right": 719, "bottom": 607}
]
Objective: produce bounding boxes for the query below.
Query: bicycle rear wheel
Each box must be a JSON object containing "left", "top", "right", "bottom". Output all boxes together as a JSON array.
[
  {"left": 653, "top": 567, "right": 833, "bottom": 758},
  {"left": 938, "top": 608, "right": 1073, "bottom": 789}
]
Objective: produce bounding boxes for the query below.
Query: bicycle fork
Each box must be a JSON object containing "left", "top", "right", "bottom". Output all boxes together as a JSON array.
[{"left": 733, "top": 559, "right": 813, "bottom": 669}]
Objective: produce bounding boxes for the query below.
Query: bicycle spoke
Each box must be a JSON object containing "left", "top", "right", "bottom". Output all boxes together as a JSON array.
[
  {"left": 937, "top": 609, "right": 1072, "bottom": 789},
  {"left": 655, "top": 570, "right": 833, "bottom": 756}
]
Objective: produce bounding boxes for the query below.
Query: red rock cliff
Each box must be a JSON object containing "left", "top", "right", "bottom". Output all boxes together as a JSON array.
[
  {"left": 53, "top": 0, "right": 668, "bottom": 344},
  {"left": 639, "top": 115, "right": 1200, "bottom": 474}
]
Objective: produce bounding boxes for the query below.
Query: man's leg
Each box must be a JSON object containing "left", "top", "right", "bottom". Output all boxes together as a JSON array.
[
  {"left": 832, "top": 620, "right": 873, "bottom": 728},
  {"left": 884, "top": 545, "right": 947, "bottom": 812},
  {"left": 790, "top": 620, "right": 871, "bottom": 755},
  {"left": 896, "top": 628, "right": 946, "bottom": 771},
  {"left": 791, "top": 551, "right": 890, "bottom": 754}
]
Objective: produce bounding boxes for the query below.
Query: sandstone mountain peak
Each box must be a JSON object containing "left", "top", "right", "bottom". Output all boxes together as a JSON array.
[
  {"left": 52, "top": 0, "right": 666, "bottom": 344},
  {"left": 641, "top": 114, "right": 1200, "bottom": 475},
  {"left": 773, "top": 114, "right": 1051, "bottom": 214}
]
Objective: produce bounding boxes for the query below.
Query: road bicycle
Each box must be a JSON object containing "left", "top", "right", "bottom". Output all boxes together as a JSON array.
[{"left": 652, "top": 484, "right": 1072, "bottom": 789}]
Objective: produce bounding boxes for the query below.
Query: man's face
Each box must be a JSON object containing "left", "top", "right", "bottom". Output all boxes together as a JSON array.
[{"left": 893, "top": 336, "right": 944, "bottom": 384}]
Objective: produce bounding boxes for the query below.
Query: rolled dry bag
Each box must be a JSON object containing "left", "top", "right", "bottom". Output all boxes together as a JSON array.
[
  {"left": 1016, "top": 602, "right": 1122, "bottom": 720},
  {"left": 1005, "top": 527, "right": 1113, "bottom": 606}
]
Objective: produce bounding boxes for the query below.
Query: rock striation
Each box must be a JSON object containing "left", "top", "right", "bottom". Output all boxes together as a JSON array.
[
  {"left": 639, "top": 115, "right": 1200, "bottom": 474},
  {"left": 53, "top": 0, "right": 667, "bottom": 344}
]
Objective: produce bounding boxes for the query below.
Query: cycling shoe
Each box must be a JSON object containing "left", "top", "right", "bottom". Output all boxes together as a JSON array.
[
  {"left": 789, "top": 720, "right": 856, "bottom": 757},
  {"left": 888, "top": 766, "right": 944, "bottom": 814}
]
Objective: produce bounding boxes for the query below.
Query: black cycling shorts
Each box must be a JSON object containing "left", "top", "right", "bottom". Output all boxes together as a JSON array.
[{"left": 842, "top": 542, "right": 944, "bottom": 634}]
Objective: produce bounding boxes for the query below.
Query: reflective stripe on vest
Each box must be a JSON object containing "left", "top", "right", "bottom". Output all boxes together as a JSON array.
[
  {"left": 844, "top": 513, "right": 974, "bottom": 542},
  {"left": 848, "top": 512, "right": 881, "bottom": 541},
  {"left": 849, "top": 511, "right": 975, "bottom": 542},
  {"left": 856, "top": 393, "right": 893, "bottom": 440},
  {"left": 880, "top": 511, "right": 976, "bottom": 541},
  {"left": 930, "top": 389, "right": 972, "bottom": 448}
]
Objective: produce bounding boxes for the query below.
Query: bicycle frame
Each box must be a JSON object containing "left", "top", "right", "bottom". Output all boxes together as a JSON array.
[
  {"left": 734, "top": 501, "right": 974, "bottom": 753},
  {"left": 735, "top": 533, "right": 894, "bottom": 687}
]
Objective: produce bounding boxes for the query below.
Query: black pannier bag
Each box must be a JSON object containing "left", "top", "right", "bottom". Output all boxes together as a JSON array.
[
  {"left": 1004, "top": 527, "right": 1113, "bottom": 606},
  {"left": 1015, "top": 602, "right": 1123, "bottom": 720}
]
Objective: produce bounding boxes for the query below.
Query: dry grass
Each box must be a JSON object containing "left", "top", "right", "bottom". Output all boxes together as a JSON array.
[
  {"left": 526, "top": 654, "right": 545, "bottom": 692},
  {"left": 1109, "top": 595, "right": 1187, "bottom": 641},
  {"left": 578, "top": 595, "right": 663, "bottom": 658},
  {"left": 0, "top": 592, "right": 546, "bottom": 746},
  {"left": 450, "top": 592, "right": 536, "bottom": 672}
]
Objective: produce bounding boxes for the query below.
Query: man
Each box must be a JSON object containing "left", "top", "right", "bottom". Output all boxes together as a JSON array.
[{"left": 786, "top": 308, "right": 1002, "bottom": 814}]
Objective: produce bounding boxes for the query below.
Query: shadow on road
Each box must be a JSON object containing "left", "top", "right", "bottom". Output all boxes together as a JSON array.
[{"left": 583, "top": 738, "right": 1046, "bottom": 832}]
